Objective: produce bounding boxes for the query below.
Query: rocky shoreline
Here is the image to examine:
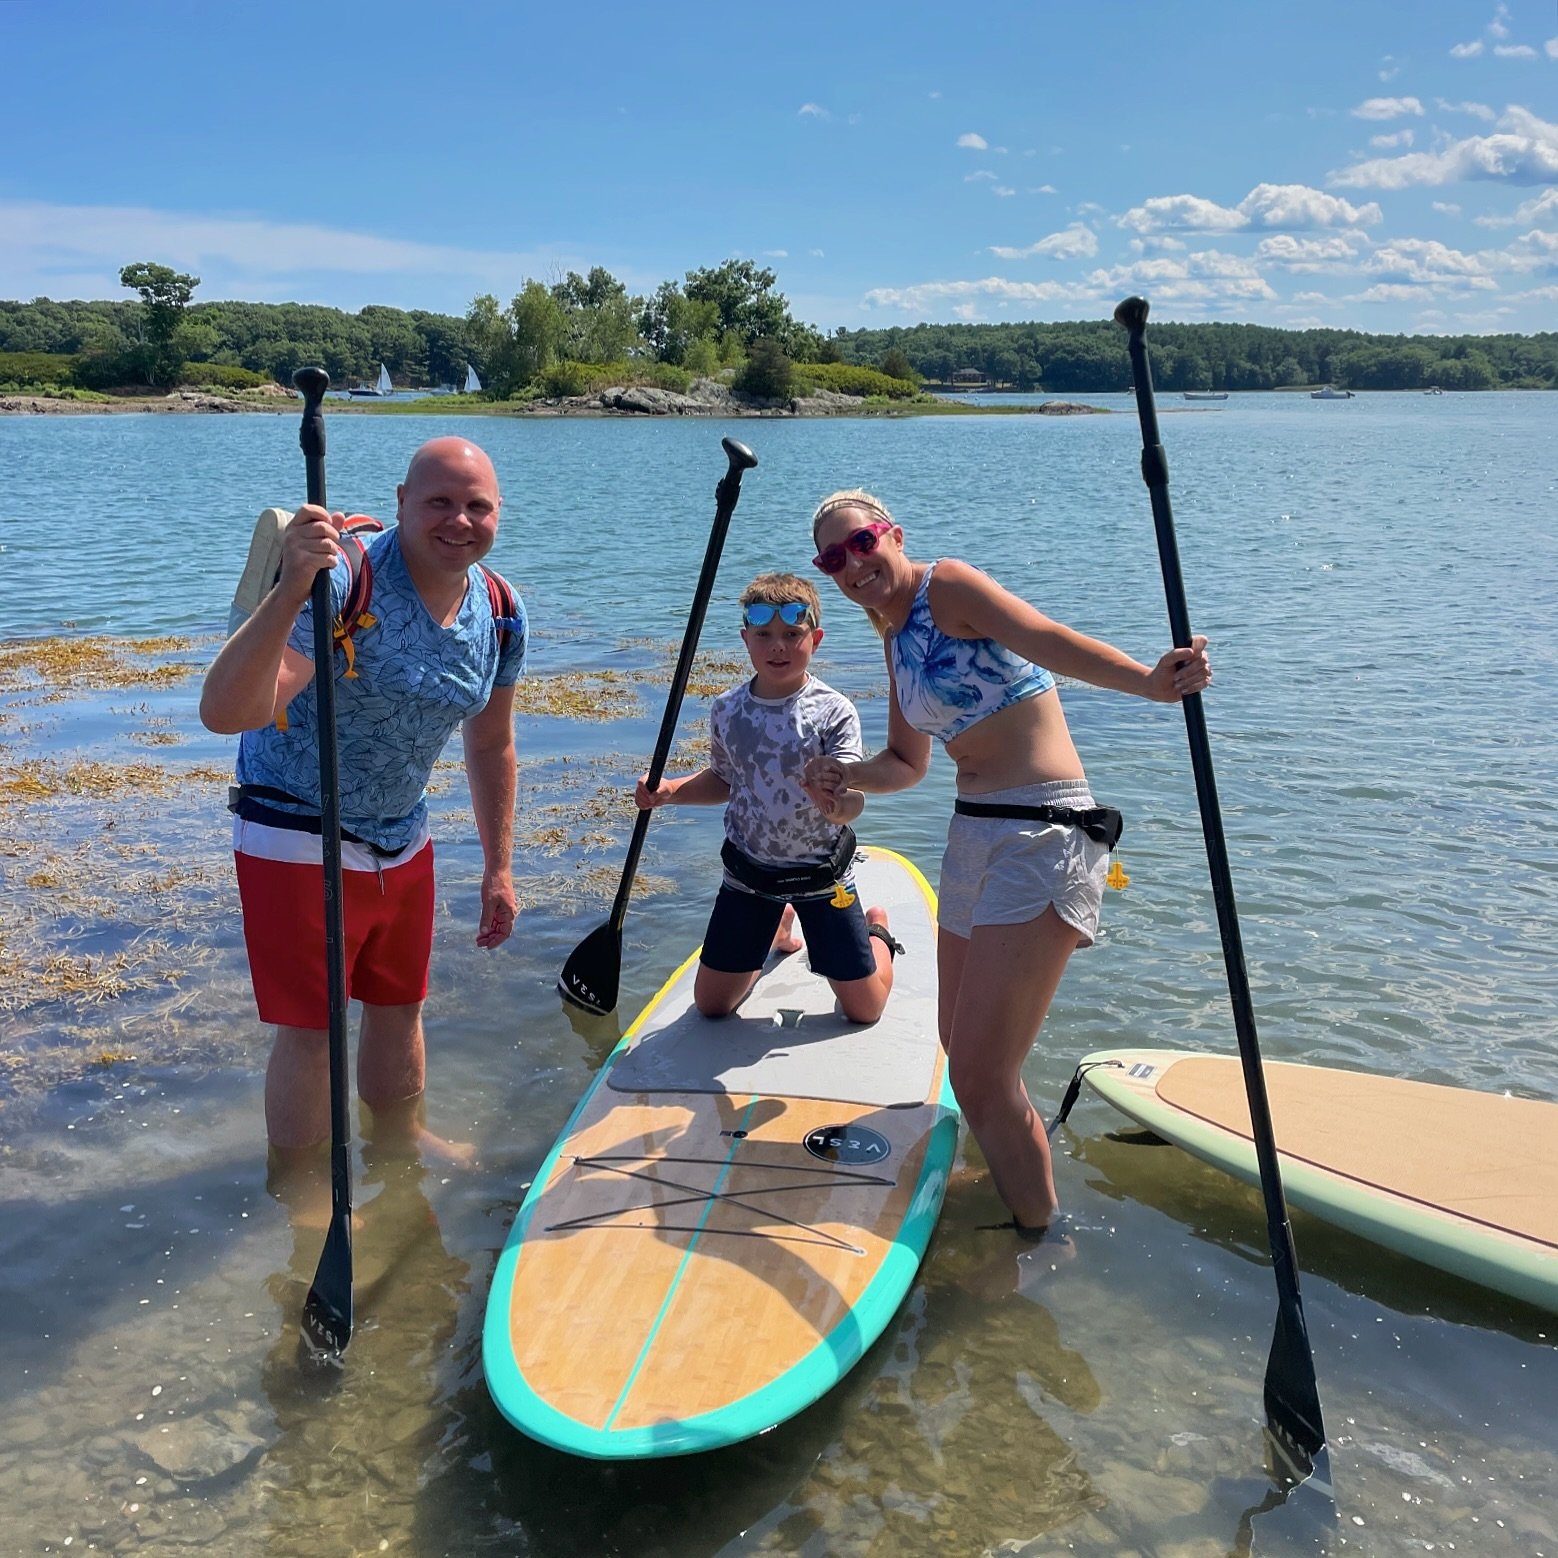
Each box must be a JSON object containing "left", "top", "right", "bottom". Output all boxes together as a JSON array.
[{"left": 1, "top": 381, "right": 1107, "bottom": 418}]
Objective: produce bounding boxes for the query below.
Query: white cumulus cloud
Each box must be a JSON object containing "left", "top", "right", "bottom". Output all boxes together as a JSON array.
[
  {"left": 799, "top": 102, "right": 829, "bottom": 118},
  {"left": 1088, "top": 249, "right": 1279, "bottom": 306},
  {"left": 1450, "top": 40, "right": 1485, "bottom": 57},
  {"left": 957, "top": 133, "right": 988, "bottom": 150},
  {"left": 1366, "top": 238, "right": 1495, "bottom": 288},
  {"left": 1473, "top": 187, "right": 1558, "bottom": 226},
  {"left": 1352, "top": 96, "right": 1425, "bottom": 119},
  {"left": 989, "top": 224, "right": 1099, "bottom": 261},
  {"left": 1118, "top": 194, "right": 1247, "bottom": 232},
  {"left": 1370, "top": 130, "right": 1415, "bottom": 149},
  {"left": 1120, "top": 183, "right": 1380, "bottom": 234},
  {"left": 1330, "top": 105, "right": 1558, "bottom": 188},
  {"left": 1254, "top": 233, "right": 1369, "bottom": 270},
  {"left": 1435, "top": 99, "right": 1496, "bottom": 120}
]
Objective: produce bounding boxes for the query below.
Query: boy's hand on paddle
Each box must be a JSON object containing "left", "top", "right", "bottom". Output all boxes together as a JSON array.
[
  {"left": 1147, "top": 634, "right": 1211, "bottom": 702},
  {"left": 635, "top": 774, "right": 677, "bottom": 810},
  {"left": 277, "top": 505, "right": 344, "bottom": 606},
  {"left": 809, "top": 783, "right": 862, "bottom": 824},
  {"left": 802, "top": 755, "right": 847, "bottom": 805},
  {"left": 477, "top": 868, "right": 518, "bottom": 948}
]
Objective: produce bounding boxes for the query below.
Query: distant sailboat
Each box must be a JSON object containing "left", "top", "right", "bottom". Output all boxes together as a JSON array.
[
  {"left": 464, "top": 364, "right": 481, "bottom": 394},
  {"left": 348, "top": 363, "right": 394, "bottom": 398}
]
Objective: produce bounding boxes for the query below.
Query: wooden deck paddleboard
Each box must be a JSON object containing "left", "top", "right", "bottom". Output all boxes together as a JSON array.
[
  {"left": 483, "top": 846, "right": 957, "bottom": 1458},
  {"left": 1078, "top": 1048, "right": 1558, "bottom": 1312}
]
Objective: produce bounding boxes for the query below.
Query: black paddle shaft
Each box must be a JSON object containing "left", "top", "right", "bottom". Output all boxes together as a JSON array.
[
  {"left": 1115, "top": 297, "right": 1325, "bottom": 1466},
  {"left": 605, "top": 437, "right": 758, "bottom": 934},
  {"left": 557, "top": 438, "right": 758, "bottom": 1015},
  {"left": 293, "top": 365, "right": 353, "bottom": 1354}
]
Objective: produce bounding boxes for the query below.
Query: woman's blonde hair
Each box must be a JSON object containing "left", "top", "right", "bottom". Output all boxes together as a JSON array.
[
  {"left": 810, "top": 489, "right": 896, "bottom": 544},
  {"left": 810, "top": 489, "right": 899, "bottom": 637}
]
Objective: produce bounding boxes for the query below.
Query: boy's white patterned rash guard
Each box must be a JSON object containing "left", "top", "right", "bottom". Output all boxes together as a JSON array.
[{"left": 708, "top": 675, "right": 864, "bottom": 874}]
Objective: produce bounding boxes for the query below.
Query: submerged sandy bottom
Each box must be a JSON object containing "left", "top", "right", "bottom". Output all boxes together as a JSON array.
[{"left": 0, "top": 649, "right": 1554, "bottom": 1557}]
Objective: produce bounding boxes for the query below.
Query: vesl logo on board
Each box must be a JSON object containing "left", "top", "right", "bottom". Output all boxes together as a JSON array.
[{"left": 803, "top": 1125, "right": 891, "bottom": 1165}]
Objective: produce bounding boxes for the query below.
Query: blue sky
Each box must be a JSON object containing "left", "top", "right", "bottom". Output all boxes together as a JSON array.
[{"left": 3, "top": 1, "right": 1555, "bottom": 335}]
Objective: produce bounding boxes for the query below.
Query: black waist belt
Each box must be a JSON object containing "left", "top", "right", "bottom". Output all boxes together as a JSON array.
[
  {"left": 228, "top": 783, "right": 402, "bottom": 859},
  {"left": 720, "top": 826, "right": 858, "bottom": 899},
  {"left": 953, "top": 799, "right": 1124, "bottom": 850}
]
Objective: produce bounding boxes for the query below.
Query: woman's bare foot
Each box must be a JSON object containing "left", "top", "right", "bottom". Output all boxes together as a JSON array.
[{"left": 772, "top": 902, "right": 803, "bottom": 955}]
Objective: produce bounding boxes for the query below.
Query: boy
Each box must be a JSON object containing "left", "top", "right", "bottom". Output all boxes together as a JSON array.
[{"left": 635, "top": 572, "right": 901, "bottom": 1022}]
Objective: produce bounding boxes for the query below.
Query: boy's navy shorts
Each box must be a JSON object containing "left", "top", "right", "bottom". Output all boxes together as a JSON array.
[{"left": 700, "top": 883, "right": 875, "bottom": 982}]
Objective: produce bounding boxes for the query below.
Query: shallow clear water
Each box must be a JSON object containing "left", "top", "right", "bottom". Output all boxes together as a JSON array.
[{"left": 0, "top": 394, "right": 1555, "bottom": 1555}]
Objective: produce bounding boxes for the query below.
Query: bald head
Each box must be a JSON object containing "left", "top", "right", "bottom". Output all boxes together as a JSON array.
[
  {"left": 395, "top": 437, "right": 503, "bottom": 581},
  {"left": 403, "top": 437, "right": 500, "bottom": 498}
]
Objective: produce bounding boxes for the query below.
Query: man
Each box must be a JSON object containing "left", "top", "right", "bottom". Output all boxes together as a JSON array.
[{"left": 201, "top": 437, "right": 525, "bottom": 1155}]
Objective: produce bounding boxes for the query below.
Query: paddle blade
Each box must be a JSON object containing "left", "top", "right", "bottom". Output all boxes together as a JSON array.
[
  {"left": 301, "top": 1209, "right": 353, "bottom": 1356},
  {"left": 1263, "top": 1295, "right": 1327, "bottom": 1478},
  {"left": 558, "top": 920, "right": 623, "bottom": 1016}
]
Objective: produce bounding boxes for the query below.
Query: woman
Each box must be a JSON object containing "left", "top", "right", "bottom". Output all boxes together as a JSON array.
[{"left": 802, "top": 490, "right": 1210, "bottom": 1234}]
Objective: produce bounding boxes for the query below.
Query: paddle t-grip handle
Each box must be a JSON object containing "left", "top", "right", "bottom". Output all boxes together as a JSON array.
[
  {"left": 1113, "top": 295, "right": 1149, "bottom": 334},
  {"left": 294, "top": 367, "right": 330, "bottom": 509}
]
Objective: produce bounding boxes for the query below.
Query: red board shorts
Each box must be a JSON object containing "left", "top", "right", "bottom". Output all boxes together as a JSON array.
[{"left": 235, "top": 840, "right": 435, "bottom": 1028}]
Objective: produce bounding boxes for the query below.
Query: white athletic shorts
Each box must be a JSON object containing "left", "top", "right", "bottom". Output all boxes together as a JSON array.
[{"left": 937, "top": 779, "right": 1109, "bottom": 946}]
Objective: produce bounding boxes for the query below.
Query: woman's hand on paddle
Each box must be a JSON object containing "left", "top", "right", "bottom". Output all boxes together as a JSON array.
[
  {"left": 277, "top": 504, "right": 343, "bottom": 607},
  {"left": 477, "top": 868, "right": 518, "bottom": 949},
  {"left": 635, "top": 773, "right": 678, "bottom": 810},
  {"left": 1147, "top": 634, "right": 1212, "bottom": 702}
]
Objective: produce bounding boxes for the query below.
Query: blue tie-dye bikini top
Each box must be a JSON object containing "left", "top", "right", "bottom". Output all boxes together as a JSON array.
[{"left": 888, "top": 562, "right": 1054, "bottom": 743}]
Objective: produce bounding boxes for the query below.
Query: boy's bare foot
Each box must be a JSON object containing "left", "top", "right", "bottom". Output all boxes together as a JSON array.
[{"left": 772, "top": 902, "right": 803, "bottom": 955}]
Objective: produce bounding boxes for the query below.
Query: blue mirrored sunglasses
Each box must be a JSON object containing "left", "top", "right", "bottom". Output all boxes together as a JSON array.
[{"left": 743, "top": 601, "right": 815, "bottom": 628}]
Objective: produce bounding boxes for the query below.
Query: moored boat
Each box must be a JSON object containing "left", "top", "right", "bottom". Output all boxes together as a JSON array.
[
  {"left": 348, "top": 363, "right": 394, "bottom": 398},
  {"left": 1183, "top": 391, "right": 1228, "bottom": 401},
  {"left": 1311, "top": 385, "right": 1355, "bottom": 400}
]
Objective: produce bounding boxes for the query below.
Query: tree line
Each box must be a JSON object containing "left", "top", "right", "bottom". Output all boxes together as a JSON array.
[
  {"left": 2, "top": 263, "right": 1554, "bottom": 396},
  {"left": 835, "top": 317, "right": 1557, "bottom": 393}
]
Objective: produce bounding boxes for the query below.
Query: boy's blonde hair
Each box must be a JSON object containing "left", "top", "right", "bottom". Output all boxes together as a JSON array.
[{"left": 741, "top": 571, "right": 822, "bottom": 625}]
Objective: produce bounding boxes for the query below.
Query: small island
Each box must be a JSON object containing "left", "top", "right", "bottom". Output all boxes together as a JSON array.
[{"left": 4, "top": 256, "right": 1553, "bottom": 419}]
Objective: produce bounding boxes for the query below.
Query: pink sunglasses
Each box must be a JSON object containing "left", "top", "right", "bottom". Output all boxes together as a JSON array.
[{"left": 812, "top": 521, "right": 893, "bottom": 575}]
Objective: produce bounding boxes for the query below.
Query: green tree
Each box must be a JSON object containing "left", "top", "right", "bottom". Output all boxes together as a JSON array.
[
  {"left": 510, "top": 280, "right": 567, "bottom": 381},
  {"left": 119, "top": 262, "right": 199, "bottom": 385},
  {"left": 638, "top": 281, "right": 721, "bottom": 366},
  {"left": 685, "top": 259, "right": 795, "bottom": 350},
  {"left": 552, "top": 267, "right": 641, "bottom": 363},
  {"left": 734, "top": 337, "right": 794, "bottom": 400},
  {"left": 878, "top": 347, "right": 916, "bottom": 383}
]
